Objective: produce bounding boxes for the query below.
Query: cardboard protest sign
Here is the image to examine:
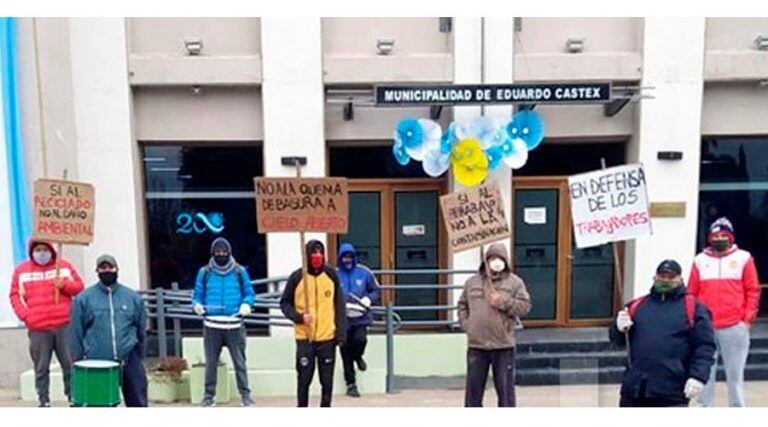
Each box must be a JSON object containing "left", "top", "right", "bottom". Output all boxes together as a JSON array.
[
  {"left": 254, "top": 177, "right": 349, "bottom": 234},
  {"left": 32, "top": 179, "right": 95, "bottom": 245},
  {"left": 568, "top": 164, "right": 652, "bottom": 249},
  {"left": 440, "top": 181, "right": 511, "bottom": 253}
]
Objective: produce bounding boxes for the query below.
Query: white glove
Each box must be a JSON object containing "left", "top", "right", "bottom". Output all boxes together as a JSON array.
[
  {"left": 616, "top": 309, "right": 633, "bottom": 332},
  {"left": 193, "top": 304, "right": 205, "bottom": 316},
  {"left": 360, "top": 296, "right": 372, "bottom": 308},
  {"left": 684, "top": 378, "right": 704, "bottom": 399},
  {"left": 238, "top": 303, "right": 252, "bottom": 316}
]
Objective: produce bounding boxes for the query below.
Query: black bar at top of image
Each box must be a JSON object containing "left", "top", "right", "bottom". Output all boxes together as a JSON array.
[{"left": 374, "top": 82, "right": 612, "bottom": 106}]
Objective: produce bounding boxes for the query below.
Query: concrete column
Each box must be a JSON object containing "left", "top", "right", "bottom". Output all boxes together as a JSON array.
[
  {"left": 69, "top": 18, "right": 144, "bottom": 289},
  {"left": 450, "top": 17, "right": 483, "bottom": 309},
  {"left": 261, "top": 18, "right": 326, "bottom": 278},
  {"left": 625, "top": 18, "right": 706, "bottom": 298},
  {"left": 482, "top": 17, "right": 515, "bottom": 257},
  {"left": 261, "top": 18, "right": 325, "bottom": 335}
]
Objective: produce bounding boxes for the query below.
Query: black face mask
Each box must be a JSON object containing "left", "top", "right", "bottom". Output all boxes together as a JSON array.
[
  {"left": 214, "top": 255, "right": 230, "bottom": 267},
  {"left": 99, "top": 272, "right": 118, "bottom": 286},
  {"left": 712, "top": 239, "right": 730, "bottom": 252}
]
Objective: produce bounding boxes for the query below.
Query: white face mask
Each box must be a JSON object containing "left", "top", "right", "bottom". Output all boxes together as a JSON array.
[
  {"left": 33, "top": 251, "right": 52, "bottom": 266},
  {"left": 489, "top": 258, "right": 506, "bottom": 273}
]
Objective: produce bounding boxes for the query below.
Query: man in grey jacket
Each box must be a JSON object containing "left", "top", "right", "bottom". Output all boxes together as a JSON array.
[
  {"left": 69, "top": 255, "right": 148, "bottom": 407},
  {"left": 457, "top": 243, "right": 532, "bottom": 407}
]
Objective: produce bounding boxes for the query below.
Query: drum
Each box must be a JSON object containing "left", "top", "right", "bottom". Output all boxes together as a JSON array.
[
  {"left": 346, "top": 302, "right": 367, "bottom": 318},
  {"left": 204, "top": 315, "right": 243, "bottom": 329},
  {"left": 72, "top": 360, "right": 122, "bottom": 407}
]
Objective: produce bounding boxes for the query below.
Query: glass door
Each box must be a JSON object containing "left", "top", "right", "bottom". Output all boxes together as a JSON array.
[{"left": 512, "top": 177, "right": 619, "bottom": 327}]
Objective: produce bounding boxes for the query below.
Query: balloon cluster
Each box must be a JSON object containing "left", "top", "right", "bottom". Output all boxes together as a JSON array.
[{"left": 392, "top": 110, "right": 545, "bottom": 187}]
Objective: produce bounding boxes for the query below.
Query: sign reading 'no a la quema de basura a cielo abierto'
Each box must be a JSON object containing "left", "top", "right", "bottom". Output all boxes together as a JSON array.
[{"left": 375, "top": 82, "right": 612, "bottom": 107}]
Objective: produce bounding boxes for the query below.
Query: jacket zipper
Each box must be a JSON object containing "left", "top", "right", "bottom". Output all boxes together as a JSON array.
[
  {"left": 314, "top": 276, "right": 319, "bottom": 341},
  {"left": 108, "top": 287, "right": 118, "bottom": 360}
]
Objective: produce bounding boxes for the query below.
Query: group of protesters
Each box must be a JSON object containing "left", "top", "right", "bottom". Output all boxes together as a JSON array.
[{"left": 6, "top": 215, "right": 760, "bottom": 408}]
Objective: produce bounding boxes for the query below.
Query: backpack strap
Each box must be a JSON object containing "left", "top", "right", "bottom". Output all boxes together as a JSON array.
[
  {"left": 235, "top": 265, "right": 247, "bottom": 300},
  {"left": 684, "top": 294, "right": 696, "bottom": 328},
  {"left": 626, "top": 295, "right": 648, "bottom": 320},
  {"left": 202, "top": 266, "right": 211, "bottom": 303}
]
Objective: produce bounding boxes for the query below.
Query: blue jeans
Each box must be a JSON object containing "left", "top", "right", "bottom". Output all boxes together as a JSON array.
[{"left": 122, "top": 347, "right": 147, "bottom": 407}]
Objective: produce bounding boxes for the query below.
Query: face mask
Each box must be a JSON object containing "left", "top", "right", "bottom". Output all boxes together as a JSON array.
[
  {"left": 99, "top": 272, "right": 118, "bottom": 286},
  {"left": 342, "top": 259, "right": 354, "bottom": 270},
  {"left": 310, "top": 253, "right": 324, "bottom": 269},
  {"left": 214, "top": 255, "right": 230, "bottom": 267},
  {"left": 653, "top": 279, "right": 679, "bottom": 294},
  {"left": 33, "top": 251, "right": 52, "bottom": 266},
  {"left": 712, "top": 239, "right": 730, "bottom": 252},
  {"left": 489, "top": 258, "right": 506, "bottom": 273}
]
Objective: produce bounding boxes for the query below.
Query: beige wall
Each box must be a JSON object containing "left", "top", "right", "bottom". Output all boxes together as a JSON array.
[
  {"left": 514, "top": 18, "right": 643, "bottom": 81},
  {"left": 127, "top": 18, "right": 262, "bottom": 86},
  {"left": 322, "top": 18, "right": 453, "bottom": 83},
  {"left": 704, "top": 18, "right": 768, "bottom": 81},
  {"left": 129, "top": 18, "right": 262, "bottom": 55},
  {"left": 133, "top": 86, "right": 264, "bottom": 141},
  {"left": 702, "top": 83, "right": 768, "bottom": 136}
]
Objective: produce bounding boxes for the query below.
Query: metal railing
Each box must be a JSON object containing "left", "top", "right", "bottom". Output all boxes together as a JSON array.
[{"left": 140, "top": 268, "right": 479, "bottom": 393}]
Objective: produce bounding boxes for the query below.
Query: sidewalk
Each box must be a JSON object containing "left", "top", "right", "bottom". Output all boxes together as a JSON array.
[{"left": 2, "top": 382, "right": 766, "bottom": 407}]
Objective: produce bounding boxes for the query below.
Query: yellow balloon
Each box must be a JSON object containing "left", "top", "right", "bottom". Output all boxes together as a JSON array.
[
  {"left": 451, "top": 138, "right": 485, "bottom": 168},
  {"left": 452, "top": 151, "right": 489, "bottom": 187}
]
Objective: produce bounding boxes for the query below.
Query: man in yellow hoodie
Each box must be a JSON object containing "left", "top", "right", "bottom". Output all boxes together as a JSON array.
[{"left": 280, "top": 240, "right": 347, "bottom": 407}]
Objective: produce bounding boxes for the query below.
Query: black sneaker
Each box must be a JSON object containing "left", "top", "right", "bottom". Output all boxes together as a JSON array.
[
  {"left": 346, "top": 385, "right": 361, "bottom": 398},
  {"left": 38, "top": 400, "right": 51, "bottom": 408},
  {"left": 241, "top": 396, "right": 254, "bottom": 407},
  {"left": 356, "top": 357, "right": 368, "bottom": 371},
  {"left": 201, "top": 397, "right": 215, "bottom": 407}
]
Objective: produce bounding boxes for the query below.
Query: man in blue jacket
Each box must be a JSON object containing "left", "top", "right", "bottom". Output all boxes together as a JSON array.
[
  {"left": 609, "top": 259, "right": 716, "bottom": 407},
  {"left": 337, "top": 243, "right": 380, "bottom": 398},
  {"left": 69, "top": 254, "right": 148, "bottom": 407},
  {"left": 192, "top": 237, "right": 255, "bottom": 407}
]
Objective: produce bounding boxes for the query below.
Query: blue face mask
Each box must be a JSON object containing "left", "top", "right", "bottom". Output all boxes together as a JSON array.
[{"left": 33, "top": 251, "right": 52, "bottom": 266}]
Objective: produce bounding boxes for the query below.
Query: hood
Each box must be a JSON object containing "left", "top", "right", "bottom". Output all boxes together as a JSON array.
[
  {"left": 27, "top": 239, "right": 57, "bottom": 265},
  {"left": 306, "top": 239, "right": 326, "bottom": 275},
  {"left": 480, "top": 243, "right": 511, "bottom": 276},
  {"left": 210, "top": 237, "right": 232, "bottom": 257},
  {"left": 337, "top": 243, "right": 357, "bottom": 271}
]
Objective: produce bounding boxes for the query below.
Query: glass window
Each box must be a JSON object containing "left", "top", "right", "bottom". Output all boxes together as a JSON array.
[
  {"left": 698, "top": 137, "right": 768, "bottom": 316},
  {"left": 142, "top": 145, "right": 266, "bottom": 291},
  {"left": 329, "top": 146, "right": 429, "bottom": 178}
]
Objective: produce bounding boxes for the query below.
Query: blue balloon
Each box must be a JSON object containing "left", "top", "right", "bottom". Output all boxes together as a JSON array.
[
  {"left": 440, "top": 123, "right": 456, "bottom": 154},
  {"left": 392, "top": 141, "right": 411, "bottom": 166},
  {"left": 507, "top": 110, "right": 545, "bottom": 151},
  {"left": 396, "top": 118, "right": 425, "bottom": 149},
  {"left": 485, "top": 145, "right": 505, "bottom": 171}
]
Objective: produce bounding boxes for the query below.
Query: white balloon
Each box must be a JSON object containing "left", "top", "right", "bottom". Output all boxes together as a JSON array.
[
  {"left": 406, "top": 119, "right": 442, "bottom": 161},
  {"left": 423, "top": 149, "right": 451, "bottom": 177},
  {"left": 502, "top": 138, "right": 529, "bottom": 169}
]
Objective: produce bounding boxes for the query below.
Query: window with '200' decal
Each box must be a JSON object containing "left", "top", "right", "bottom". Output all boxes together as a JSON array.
[{"left": 176, "top": 212, "right": 225, "bottom": 235}]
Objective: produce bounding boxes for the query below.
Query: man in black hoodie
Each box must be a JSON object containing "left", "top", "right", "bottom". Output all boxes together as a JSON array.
[
  {"left": 610, "top": 259, "right": 716, "bottom": 407},
  {"left": 280, "top": 240, "right": 346, "bottom": 407}
]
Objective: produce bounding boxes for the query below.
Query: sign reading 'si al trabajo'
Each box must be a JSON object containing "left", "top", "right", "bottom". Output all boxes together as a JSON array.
[{"left": 375, "top": 82, "right": 612, "bottom": 106}]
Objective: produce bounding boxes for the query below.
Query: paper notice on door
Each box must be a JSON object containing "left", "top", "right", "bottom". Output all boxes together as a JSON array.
[
  {"left": 524, "top": 207, "right": 547, "bottom": 225},
  {"left": 402, "top": 224, "right": 426, "bottom": 236}
]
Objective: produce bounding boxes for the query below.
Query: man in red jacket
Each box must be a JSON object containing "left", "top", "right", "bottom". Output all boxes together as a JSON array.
[
  {"left": 689, "top": 217, "right": 761, "bottom": 407},
  {"left": 8, "top": 240, "right": 85, "bottom": 407}
]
